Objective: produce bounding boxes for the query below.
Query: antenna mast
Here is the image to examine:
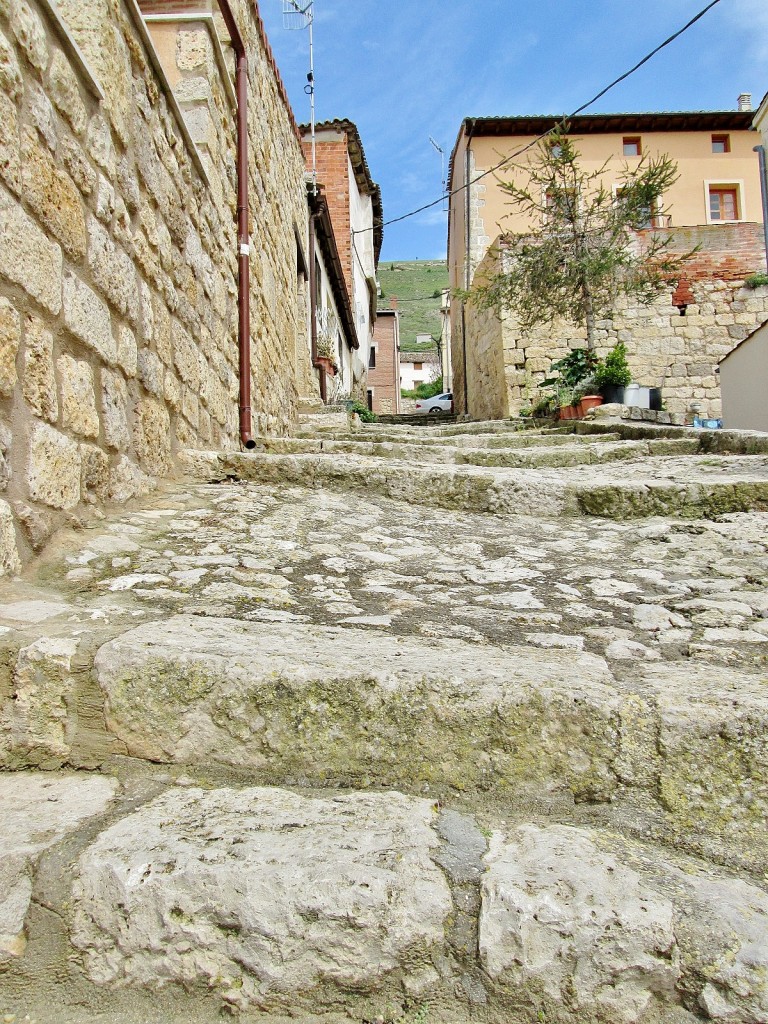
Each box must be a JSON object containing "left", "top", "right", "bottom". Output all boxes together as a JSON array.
[
  {"left": 283, "top": 0, "right": 316, "bottom": 194},
  {"left": 429, "top": 136, "right": 446, "bottom": 211}
]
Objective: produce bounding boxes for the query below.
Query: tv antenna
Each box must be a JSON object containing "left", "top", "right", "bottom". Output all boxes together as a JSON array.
[
  {"left": 283, "top": 1, "right": 317, "bottom": 194},
  {"left": 429, "top": 136, "right": 446, "bottom": 211}
]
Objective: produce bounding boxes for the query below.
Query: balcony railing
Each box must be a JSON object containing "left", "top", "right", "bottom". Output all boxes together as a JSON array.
[{"left": 316, "top": 306, "right": 340, "bottom": 361}]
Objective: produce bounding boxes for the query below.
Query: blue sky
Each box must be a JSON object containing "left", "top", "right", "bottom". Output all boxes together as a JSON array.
[{"left": 258, "top": 0, "right": 768, "bottom": 261}]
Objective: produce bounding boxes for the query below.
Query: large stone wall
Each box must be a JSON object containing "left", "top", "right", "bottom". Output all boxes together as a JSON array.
[
  {"left": 0, "top": 0, "right": 311, "bottom": 571},
  {"left": 457, "top": 223, "right": 768, "bottom": 419}
]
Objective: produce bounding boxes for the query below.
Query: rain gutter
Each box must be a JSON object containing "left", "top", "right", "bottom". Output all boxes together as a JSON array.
[{"left": 216, "top": 0, "right": 256, "bottom": 448}]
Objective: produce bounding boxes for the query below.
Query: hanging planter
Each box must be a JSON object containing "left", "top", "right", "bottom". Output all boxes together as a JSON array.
[{"left": 315, "top": 356, "right": 337, "bottom": 377}]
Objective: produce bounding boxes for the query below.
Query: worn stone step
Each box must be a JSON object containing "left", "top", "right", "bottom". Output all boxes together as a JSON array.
[
  {"left": 6, "top": 770, "right": 767, "bottom": 1023},
  {"left": 251, "top": 435, "right": 701, "bottom": 469},
  {"left": 297, "top": 418, "right": 527, "bottom": 440},
  {"left": 182, "top": 448, "right": 768, "bottom": 519},
  {"left": 294, "top": 427, "right": 626, "bottom": 448},
  {"left": 92, "top": 614, "right": 768, "bottom": 873},
  {"left": 575, "top": 420, "right": 768, "bottom": 454}
]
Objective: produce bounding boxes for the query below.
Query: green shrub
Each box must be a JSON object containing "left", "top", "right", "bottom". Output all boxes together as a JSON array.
[
  {"left": 745, "top": 272, "right": 768, "bottom": 289},
  {"left": 539, "top": 348, "right": 601, "bottom": 391},
  {"left": 594, "top": 342, "right": 631, "bottom": 389},
  {"left": 402, "top": 377, "right": 444, "bottom": 401},
  {"left": 348, "top": 400, "right": 376, "bottom": 423}
]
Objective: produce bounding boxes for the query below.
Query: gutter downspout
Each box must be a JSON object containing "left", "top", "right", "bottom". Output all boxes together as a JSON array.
[
  {"left": 754, "top": 145, "right": 768, "bottom": 274},
  {"left": 462, "top": 120, "right": 474, "bottom": 418},
  {"left": 308, "top": 209, "right": 326, "bottom": 403},
  {"left": 217, "top": 1, "right": 256, "bottom": 448}
]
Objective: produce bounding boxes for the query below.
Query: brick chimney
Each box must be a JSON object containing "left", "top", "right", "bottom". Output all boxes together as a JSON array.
[
  {"left": 389, "top": 296, "right": 398, "bottom": 310},
  {"left": 738, "top": 92, "right": 752, "bottom": 112}
]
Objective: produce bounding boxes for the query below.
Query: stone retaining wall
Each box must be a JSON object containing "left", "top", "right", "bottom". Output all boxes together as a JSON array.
[
  {"left": 457, "top": 224, "right": 768, "bottom": 420},
  {"left": 0, "top": 0, "right": 311, "bottom": 570}
]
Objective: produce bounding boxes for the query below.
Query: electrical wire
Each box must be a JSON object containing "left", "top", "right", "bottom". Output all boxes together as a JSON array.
[
  {"left": 378, "top": 294, "right": 447, "bottom": 303},
  {"left": 353, "top": 0, "right": 723, "bottom": 236}
]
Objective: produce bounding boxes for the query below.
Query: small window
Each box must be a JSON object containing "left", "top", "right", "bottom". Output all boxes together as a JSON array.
[
  {"left": 413, "top": 361, "right": 423, "bottom": 370},
  {"left": 543, "top": 186, "right": 578, "bottom": 224},
  {"left": 368, "top": 346, "right": 376, "bottom": 369},
  {"left": 708, "top": 186, "right": 739, "bottom": 221},
  {"left": 614, "top": 185, "right": 657, "bottom": 230},
  {"left": 712, "top": 134, "right": 730, "bottom": 154},
  {"left": 623, "top": 137, "right": 641, "bottom": 157}
]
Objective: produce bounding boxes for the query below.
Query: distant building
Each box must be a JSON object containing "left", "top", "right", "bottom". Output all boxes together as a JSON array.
[
  {"left": 400, "top": 351, "right": 440, "bottom": 391},
  {"left": 301, "top": 120, "right": 383, "bottom": 401},
  {"left": 307, "top": 188, "right": 360, "bottom": 404},
  {"left": 447, "top": 104, "right": 768, "bottom": 420},
  {"left": 367, "top": 310, "right": 401, "bottom": 415}
]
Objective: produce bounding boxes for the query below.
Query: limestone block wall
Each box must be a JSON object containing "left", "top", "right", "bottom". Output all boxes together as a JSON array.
[
  {"left": 0, "top": 0, "right": 310, "bottom": 571},
  {"left": 458, "top": 224, "right": 768, "bottom": 420}
]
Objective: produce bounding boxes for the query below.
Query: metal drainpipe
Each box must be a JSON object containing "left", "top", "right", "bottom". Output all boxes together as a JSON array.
[
  {"left": 308, "top": 209, "right": 326, "bottom": 403},
  {"left": 462, "top": 120, "right": 474, "bottom": 417},
  {"left": 754, "top": 145, "right": 768, "bottom": 274},
  {"left": 216, "top": 1, "right": 256, "bottom": 449}
]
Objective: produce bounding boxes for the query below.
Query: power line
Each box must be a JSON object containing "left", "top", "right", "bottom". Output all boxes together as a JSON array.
[
  {"left": 354, "top": 0, "right": 723, "bottom": 236},
  {"left": 378, "top": 294, "right": 446, "bottom": 303}
]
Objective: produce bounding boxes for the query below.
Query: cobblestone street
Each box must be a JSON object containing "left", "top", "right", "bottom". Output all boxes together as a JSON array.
[{"left": 1, "top": 418, "right": 767, "bottom": 1024}]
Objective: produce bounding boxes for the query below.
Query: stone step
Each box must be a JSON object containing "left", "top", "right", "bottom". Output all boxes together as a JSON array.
[
  {"left": 182, "top": 448, "right": 768, "bottom": 520},
  {"left": 6, "top": 770, "right": 767, "bottom": 1022},
  {"left": 297, "top": 417, "right": 528, "bottom": 440},
  {"left": 92, "top": 614, "right": 768, "bottom": 875},
  {"left": 251, "top": 435, "right": 701, "bottom": 469},
  {"left": 375, "top": 412, "right": 458, "bottom": 426},
  {"left": 296, "top": 427, "right": 626, "bottom": 448}
]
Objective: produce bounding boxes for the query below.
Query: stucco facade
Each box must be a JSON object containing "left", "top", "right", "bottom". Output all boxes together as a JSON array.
[
  {"left": 301, "top": 120, "right": 383, "bottom": 398},
  {"left": 448, "top": 109, "right": 767, "bottom": 419},
  {"left": 0, "top": 0, "right": 312, "bottom": 570},
  {"left": 719, "top": 313, "right": 768, "bottom": 432}
]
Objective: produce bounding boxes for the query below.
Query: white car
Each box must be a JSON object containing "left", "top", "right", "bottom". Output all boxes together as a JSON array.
[{"left": 414, "top": 392, "right": 453, "bottom": 414}]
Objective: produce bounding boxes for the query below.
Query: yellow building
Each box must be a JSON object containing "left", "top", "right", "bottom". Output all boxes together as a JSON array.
[
  {"left": 447, "top": 106, "right": 768, "bottom": 420},
  {"left": 449, "top": 107, "right": 761, "bottom": 295}
]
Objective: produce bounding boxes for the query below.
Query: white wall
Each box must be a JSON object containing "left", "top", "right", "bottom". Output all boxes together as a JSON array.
[
  {"left": 348, "top": 155, "right": 376, "bottom": 387},
  {"left": 400, "top": 359, "right": 440, "bottom": 391},
  {"left": 720, "top": 321, "right": 768, "bottom": 431}
]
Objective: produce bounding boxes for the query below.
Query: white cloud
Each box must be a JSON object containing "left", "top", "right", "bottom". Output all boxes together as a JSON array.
[{"left": 731, "top": 0, "right": 768, "bottom": 62}]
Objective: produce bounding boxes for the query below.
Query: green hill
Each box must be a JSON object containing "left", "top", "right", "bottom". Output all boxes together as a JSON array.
[{"left": 377, "top": 260, "right": 448, "bottom": 351}]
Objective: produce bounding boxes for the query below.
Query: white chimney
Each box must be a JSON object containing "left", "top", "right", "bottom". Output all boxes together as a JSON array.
[{"left": 738, "top": 92, "right": 752, "bottom": 111}]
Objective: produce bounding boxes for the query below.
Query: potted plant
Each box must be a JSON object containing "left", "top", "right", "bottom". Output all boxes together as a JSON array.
[
  {"left": 556, "top": 386, "right": 579, "bottom": 420},
  {"left": 594, "top": 342, "right": 631, "bottom": 404},
  {"left": 572, "top": 376, "right": 603, "bottom": 416},
  {"left": 539, "top": 348, "right": 602, "bottom": 419},
  {"left": 315, "top": 338, "right": 337, "bottom": 376}
]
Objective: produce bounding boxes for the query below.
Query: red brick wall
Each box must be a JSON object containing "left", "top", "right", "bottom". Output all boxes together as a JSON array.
[
  {"left": 304, "top": 138, "right": 353, "bottom": 300},
  {"left": 646, "top": 223, "right": 766, "bottom": 302},
  {"left": 369, "top": 314, "right": 398, "bottom": 413}
]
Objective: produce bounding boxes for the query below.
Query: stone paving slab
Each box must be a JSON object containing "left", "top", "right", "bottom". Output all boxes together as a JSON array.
[
  {"left": 180, "top": 449, "right": 768, "bottom": 519},
  {"left": 1, "top": 773, "right": 766, "bottom": 1024},
  {"left": 90, "top": 613, "right": 768, "bottom": 866}
]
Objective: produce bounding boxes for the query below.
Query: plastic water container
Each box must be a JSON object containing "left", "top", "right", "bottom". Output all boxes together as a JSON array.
[{"left": 624, "top": 384, "right": 650, "bottom": 409}]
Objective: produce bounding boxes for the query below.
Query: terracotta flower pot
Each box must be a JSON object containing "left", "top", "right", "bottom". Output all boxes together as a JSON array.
[{"left": 580, "top": 395, "right": 603, "bottom": 414}]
